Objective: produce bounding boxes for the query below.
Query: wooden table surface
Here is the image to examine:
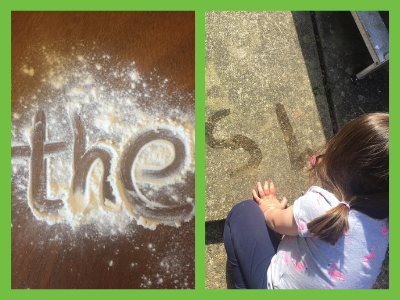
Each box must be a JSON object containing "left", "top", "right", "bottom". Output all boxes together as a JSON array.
[{"left": 11, "top": 11, "right": 195, "bottom": 289}]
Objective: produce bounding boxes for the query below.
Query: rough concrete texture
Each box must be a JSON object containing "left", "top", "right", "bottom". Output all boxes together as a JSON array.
[
  {"left": 205, "top": 11, "right": 331, "bottom": 222},
  {"left": 205, "top": 11, "right": 388, "bottom": 289},
  {"left": 205, "top": 11, "right": 331, "bottom": 289}
]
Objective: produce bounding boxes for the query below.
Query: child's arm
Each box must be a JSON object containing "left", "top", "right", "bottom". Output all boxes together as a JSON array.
[{"left": 252, "top": 181, "right": 298, "bottom": 236}]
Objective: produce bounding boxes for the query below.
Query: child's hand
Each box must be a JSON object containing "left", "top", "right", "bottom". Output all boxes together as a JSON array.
[
  {"left": 252, "top": 181, "right": 288, "bottom": 214},
  {"left": 252, "top": 182, "right": 297, "bottom": 236}
]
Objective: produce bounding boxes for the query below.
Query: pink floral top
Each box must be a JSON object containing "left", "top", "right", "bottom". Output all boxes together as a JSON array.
[{"left": 267, "top": 186, "right": 388, "bottom": 289}]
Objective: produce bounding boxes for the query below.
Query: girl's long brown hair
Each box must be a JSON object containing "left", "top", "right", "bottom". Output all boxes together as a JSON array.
[{"left": 307, "top": 113, "right": 389, "bottom": 245}]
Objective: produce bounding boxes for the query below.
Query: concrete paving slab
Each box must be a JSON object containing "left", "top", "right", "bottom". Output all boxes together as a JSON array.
[
  {"left": 205, "top": 11, "right": 331, "bottom": 289},
  {"left": 205, "top": 11, "right": 331, "bottom": 223}
]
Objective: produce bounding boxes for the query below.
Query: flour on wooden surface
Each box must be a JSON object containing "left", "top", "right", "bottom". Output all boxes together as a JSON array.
[{"left": 12, "top": 48, "right": 195, "bottom": 235}]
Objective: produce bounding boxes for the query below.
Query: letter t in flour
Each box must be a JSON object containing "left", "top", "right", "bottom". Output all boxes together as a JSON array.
[{"left": 30, "top": 109, "right": 64, "bottom": 213}]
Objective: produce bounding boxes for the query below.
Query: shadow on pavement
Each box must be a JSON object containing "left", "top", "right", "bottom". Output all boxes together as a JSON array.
[
  {"left": 291, "top": 11, "right": 389, "bottom": 132},
  {"left": 226, "top": 260, "right": 236, "bottom": 289},
  {"left": 205, "top": 219, "right": 225, "bottom": 245}
]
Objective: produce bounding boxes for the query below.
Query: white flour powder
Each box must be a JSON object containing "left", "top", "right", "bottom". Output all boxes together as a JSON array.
[{"left": 11, "top": 47, "right": 195, "bottom": 234}]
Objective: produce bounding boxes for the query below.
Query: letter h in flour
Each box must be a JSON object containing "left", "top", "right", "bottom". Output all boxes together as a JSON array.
[{"left": 71, "top": 110, "right": 116, "bottom": 203}]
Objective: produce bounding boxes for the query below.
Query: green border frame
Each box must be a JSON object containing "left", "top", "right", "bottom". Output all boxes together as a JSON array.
[{"left": 4, "top": 0, "right": 398, "bottom": 298}]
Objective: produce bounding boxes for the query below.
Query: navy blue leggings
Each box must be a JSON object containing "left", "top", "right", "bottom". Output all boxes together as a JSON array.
[{"left": 223, "top": 200, "right": 281, "bottom": 289}]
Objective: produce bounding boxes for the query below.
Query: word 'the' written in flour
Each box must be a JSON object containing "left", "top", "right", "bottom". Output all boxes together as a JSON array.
[{"left": 11, "top": 49, "right": 195, "bottom": 232}]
